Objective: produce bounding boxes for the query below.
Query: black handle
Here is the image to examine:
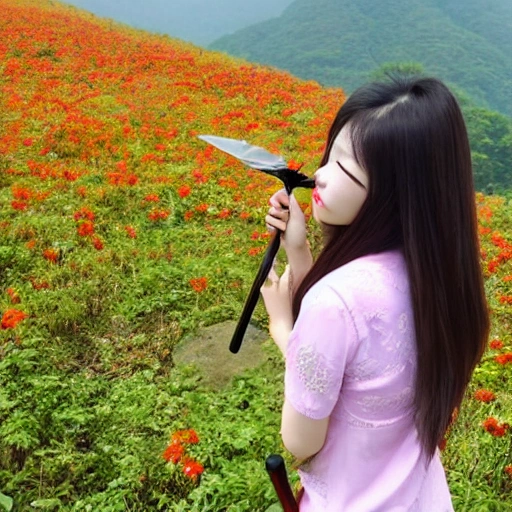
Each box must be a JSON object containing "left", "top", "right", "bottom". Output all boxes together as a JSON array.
[
  {"left": 229, "top": 175, "right": 314, "bottom": 354},
  {"left": 266, "top": 454, "right": 299, "bottom": 512},
  {"left": 229, "top": 229, "right": 281, "bottom": 353}
]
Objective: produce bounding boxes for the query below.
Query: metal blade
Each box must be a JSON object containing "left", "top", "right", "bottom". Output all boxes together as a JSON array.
[{"left": 198, "top": 135, "right": 288, "bottom": 171}]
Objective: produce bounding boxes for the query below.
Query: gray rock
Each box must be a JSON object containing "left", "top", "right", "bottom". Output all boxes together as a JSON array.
[{"left": 173, "top": 321, "right": 269, "bottom": 389}]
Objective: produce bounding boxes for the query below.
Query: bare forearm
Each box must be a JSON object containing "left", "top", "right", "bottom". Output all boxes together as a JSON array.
[{"left": 285, "top": 244, "right": 313, "bottom": 294}]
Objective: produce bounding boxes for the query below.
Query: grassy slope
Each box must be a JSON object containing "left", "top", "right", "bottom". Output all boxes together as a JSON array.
[{"left": 210, "top": 0, "right": 512, "bottom": 117}]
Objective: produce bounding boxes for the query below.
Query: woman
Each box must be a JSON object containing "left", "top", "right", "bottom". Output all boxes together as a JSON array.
[{"left": 261, "top": 76, "right": 489, "bottom": 511}]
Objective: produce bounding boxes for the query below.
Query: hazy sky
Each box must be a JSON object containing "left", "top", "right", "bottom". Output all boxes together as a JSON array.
[{"left": 63, "top": 0, "right": 294, "bottom": 46}]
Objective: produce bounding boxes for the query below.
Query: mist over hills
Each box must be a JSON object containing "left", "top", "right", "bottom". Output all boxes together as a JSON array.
[
  {"left": 210, "top": 0, "right": 512, "bottom": 117},
  {"left": 63, "top": 0, "right": 293, "bottom": 45}
]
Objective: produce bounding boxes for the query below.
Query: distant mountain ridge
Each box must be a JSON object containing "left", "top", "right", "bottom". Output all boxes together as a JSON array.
[
  {"left": 63, "top": 0, "right": 294, "bottom": 46},
  {"left": 210, "top": 0, "right": 512, "bottom": 117}
]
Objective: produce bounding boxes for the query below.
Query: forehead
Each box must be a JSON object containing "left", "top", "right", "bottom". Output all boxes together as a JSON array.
[{"left": 329, "top": 125, "right": 354, "bottom": 158}]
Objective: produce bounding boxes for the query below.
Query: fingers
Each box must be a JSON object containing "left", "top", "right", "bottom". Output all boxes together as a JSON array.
[{"left": 269, "top": 189, "right": 290, "bottom": 209}]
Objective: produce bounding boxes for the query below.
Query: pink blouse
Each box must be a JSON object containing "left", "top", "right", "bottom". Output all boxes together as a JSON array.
[{"left": 285, "top": 250, "right": 454, "bottom": 511}]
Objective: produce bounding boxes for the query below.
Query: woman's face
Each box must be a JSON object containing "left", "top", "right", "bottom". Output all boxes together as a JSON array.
[{"left": 312, "top": 125, "right": 369, "bottom": 225}]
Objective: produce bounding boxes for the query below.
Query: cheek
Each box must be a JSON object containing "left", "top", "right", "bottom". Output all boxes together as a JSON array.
[{"left": 340, "top": 187, "right": 367, "bottom": 223}]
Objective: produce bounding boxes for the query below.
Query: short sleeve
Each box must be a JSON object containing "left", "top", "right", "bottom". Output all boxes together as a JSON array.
[{"left": 285, "top": 294, "right": 358, "bottom": 420}]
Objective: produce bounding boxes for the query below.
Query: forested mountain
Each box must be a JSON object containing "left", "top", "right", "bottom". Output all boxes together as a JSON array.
[
  {"left": 210, "top": 0, "right": 512, "bottom": 117},
  {"left": 64, "top": 0, "right": 293, "bottom": 45}
]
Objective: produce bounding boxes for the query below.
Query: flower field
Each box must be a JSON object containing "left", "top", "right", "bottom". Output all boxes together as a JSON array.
[{"left": 0, "top": 0, "right": 511, "bottom": 510}]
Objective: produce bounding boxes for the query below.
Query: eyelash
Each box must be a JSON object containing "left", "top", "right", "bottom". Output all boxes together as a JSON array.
[{"left": 336, "top": 161, "right": 366, "bottom": 189}]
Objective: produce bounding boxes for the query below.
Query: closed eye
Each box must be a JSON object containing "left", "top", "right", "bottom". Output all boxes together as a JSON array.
[{"left": 337, "top": 161, "right": 366, "bottom": 189}]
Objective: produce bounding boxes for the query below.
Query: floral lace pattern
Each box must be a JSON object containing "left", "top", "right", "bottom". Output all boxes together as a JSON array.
[{"left": 296, "top": 345, "right": 335, "bottom": 395}]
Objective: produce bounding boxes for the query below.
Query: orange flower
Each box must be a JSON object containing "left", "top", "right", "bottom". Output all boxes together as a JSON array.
[
  {"left": 195, "top": 203, "right": 208, "bottom": 213},
  {"left": 287, "top": 159, "right": 303, "bottom": 171},
  {"left": 1, "top": 309, "right": 28, "bottom": 329},
  {"left": 248, "top": 247, "right": 264, "bottom": 256},
  {"left": 171, "top": 429, "right": 199, "bottom": 445},
  {"left": 178, "top": 185, "right": 191, "bottom": 198},
  {"left": 189, "top": 277, "right": 208, "bottom": 293},
  {"left": 162, "top": 441, "right": 184, "bottom": 464},
  {"left": 43, "top": 248, "right": 59, "bottom": 263},
  {"left": 474, "top": 389, "right": 496, "bottom": 403},
  {"left": 148, "top": 209, "right": 170, "bottom": 221},
  {"left": 217, "top": 208, "right": 231, "bottom": 219},
  {"left": 144, "top": 194, "right": 160, "bottom": 202}
]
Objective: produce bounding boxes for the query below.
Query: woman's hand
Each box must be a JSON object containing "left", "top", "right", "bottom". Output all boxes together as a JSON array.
[
  {"left": 260, "top": 265, "right": 293, "bottom": 355},
  {"left": 266, "top": 190, "right": 307, "bottom": 252},
  {"left": 266, "top": 189, "right": 313, "bottom": 293}
]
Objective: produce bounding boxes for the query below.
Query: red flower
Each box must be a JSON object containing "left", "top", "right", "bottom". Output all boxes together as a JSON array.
[
  {"left": 184, "top": 210, "right": 194, "bottom": 221},
  {"left": 182, "top": 458, "right": 204, "bottom": 480},
  {"left": 11, "top": 200, "right": 28, "bottom": 211},
  {"left": 125, "top": 225, "right": 137, "bottom": 238},
  {"left": 1, "top": 309, "right": 28, "bottom": 329},
  {"left": 474, "top": 389, "right": 496, "bottom": 403},
  {"left": 505, "top": 465, "right": 512, "bottom": 477},
  {"left": 43, "top": 248, "right": 59, "bottom": 263},
  {"left": 217, "top": 208, "right": 231, "bottom": 219},
  {"left": 148, "top": 209, "right": 170, "bottom": 221},
  {"left": 178, "top": 185, "right": 191, "bottom": 198},
  {"left": 92, "top": 237, "right": 104, "bottom": 250},
  {"left": 495, "top": 353, "right": 512, "bottom": 365},
  {"left": 189, "top": 277, "right": 208, "bottom": 293},
  {"left": 248, "top": 247, "right": 264, "bottom": 256},
  {"left": 171, "top": 429, "right": 199, "bottom": 445},
  {"left": 74, "top": 207, "right": 95, "bottom": 221},
  {"left": 162, "top": 441, "right": 184, "bottom": 464},
  {"left": 482, "top": 417, "right": 509, "bottom": 437},
  {"left": 76, "top": 186, "right": 87, "bottom": 198},
  {"left": 144, "top": 194, "right": 160, "bottom": 202},
  {"left": 489, "top": 339, "right": 504, "bottom": 350},
  {"left": 6, "top": 288, "right": 21, "bottom": 304},
  {"left": 287, "top": 159, "right": 303, "bottom": 171},
  {"left": 77, "top": 221, "right": 94, "bottom": 237},
  {"left": 195, "top": 203, "right": 208, "bottom": 213}
]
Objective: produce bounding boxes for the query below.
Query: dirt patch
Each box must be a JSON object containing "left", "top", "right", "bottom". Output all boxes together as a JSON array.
[{"left": 173, "top": 321, "right": 270, "bottom": 389}]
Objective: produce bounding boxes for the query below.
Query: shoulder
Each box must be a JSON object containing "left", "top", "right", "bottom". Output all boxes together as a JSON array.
[{"left": 309, "top": 249, "right": 409, "bottom": 301}]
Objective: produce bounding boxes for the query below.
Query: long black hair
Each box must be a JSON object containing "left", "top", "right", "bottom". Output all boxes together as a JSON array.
[{"left": 293, "top": 76, "right": 489, "bottom": 459}]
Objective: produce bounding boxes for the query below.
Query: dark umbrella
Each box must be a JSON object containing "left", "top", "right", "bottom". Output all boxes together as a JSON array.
[{"left": 198, "top": 135, "right": 314, "bottom": 353}]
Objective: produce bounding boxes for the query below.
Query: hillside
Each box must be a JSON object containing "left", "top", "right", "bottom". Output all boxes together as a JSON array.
[
  {"left": 1, "top": 1, "right": 512, "bottom": 510},
  {"left": 210, "top": 0, "right": 512, "bottom": 117},
  {"left": 64, "top": 0, "right": 293, "bottom": 46}
]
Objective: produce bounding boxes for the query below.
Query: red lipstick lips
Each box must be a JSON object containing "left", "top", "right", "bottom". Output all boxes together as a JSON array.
[{"left": 312, "top": 188, "right": 324, "bottom": 206}]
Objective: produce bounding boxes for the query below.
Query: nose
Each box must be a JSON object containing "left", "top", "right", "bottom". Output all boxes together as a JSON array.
[{"left": 314, "top": 168, "right": 324, "bottom": 187}]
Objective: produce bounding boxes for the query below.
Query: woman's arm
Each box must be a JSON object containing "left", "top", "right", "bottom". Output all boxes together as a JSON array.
[{"left": 281, "top": 400, "right": 329, "bottom": 461}]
